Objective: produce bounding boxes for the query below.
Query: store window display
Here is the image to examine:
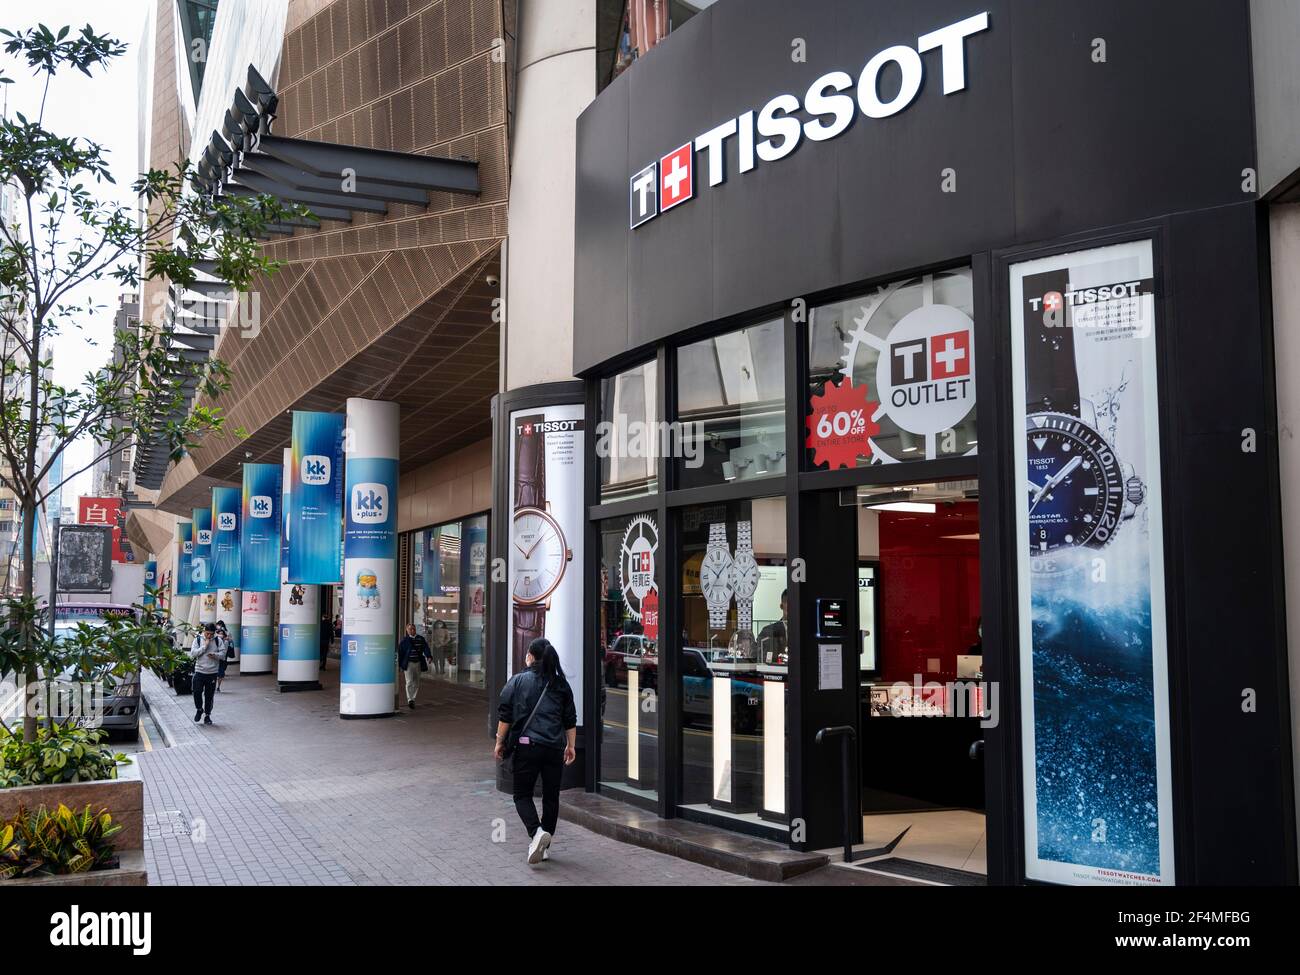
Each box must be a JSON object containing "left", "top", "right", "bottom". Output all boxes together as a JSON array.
[
  {"left": 676, "top": 319, "right": 786, "bottom": 490},
  {"left": 599, "top": 359, "right": 658, "bottom": 503},
  {"left": 679, "top": 497, "right": 787, "bottom": 827},
  {"left": 808, "top": 269, "right": 976, "bottom": 468},
  {"left": 597, "top": 512, "right": 659, "bottom": 799},
  {"left": 407, "top": 514, "right": 489, "bottom": 688}
]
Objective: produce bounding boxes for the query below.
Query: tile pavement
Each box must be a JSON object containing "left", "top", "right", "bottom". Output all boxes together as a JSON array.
[{"left": 140, "top": 666, "right": 762, "bottom": 885}]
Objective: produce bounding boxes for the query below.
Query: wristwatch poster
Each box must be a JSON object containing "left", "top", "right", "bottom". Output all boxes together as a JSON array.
[
  {"left": 1009, "top": 239, "right": 1174, "bottom": 887},
  {"left": 508, "top": 405, "right": 585, "bottom": 723}
]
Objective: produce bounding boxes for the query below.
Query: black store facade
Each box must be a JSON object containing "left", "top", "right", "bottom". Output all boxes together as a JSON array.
[{"left": 491, "top": 0, "right": 1297, "bottom": 886}]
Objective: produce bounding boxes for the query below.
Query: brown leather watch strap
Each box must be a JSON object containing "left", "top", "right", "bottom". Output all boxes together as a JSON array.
[
  {"left": 514, "top": 419, "right": 546, "bottom": 509},
  {"left": 512, "top": 604, "right": 547, "bottom": 674}
]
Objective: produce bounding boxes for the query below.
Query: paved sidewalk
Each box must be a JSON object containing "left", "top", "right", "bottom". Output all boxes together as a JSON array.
[{"left": 141, "top": 666, "right": 761, "bottom": 885}]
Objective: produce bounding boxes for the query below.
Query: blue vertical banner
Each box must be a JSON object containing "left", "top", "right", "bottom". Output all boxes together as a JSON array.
[
  {"left": 211, "top": 487, "right": 242, "bottom": 591},
  {"left": 240, "top": 463, "right": 282, "bottom": 592},
  {"left": 142, "top": 560, "right": 157, "bottom": 610},
  {"left": 278, "top": 446, "right": 321, "bottom": 684},
  {"left": 192, "top": 508, "right": 213, "bottom": 593},
  {"left": 289, "top": 411, "right": 345, "bottom": 585},
  {"left": 1009, "top": 240, "right": 1173, "bottom": 886},
  {"left": 176, "top": 523, "right": 194, "bottom": 597},
  {"left": 340, "top": 398, "right": 399, "bottom": 716}
]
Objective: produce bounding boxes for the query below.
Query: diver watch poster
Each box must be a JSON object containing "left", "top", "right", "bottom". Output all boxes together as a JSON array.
[
  {"left": 507, "top": 404, "right": 584, "bottom": 724},
  {"left": 1009, "top": 239, "right": 1174, "bottom": 886}
]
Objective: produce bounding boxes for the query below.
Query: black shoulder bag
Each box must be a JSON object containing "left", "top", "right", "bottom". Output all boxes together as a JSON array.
[{"left": 500, "top": 680, "right": 550, "bottom": 775}]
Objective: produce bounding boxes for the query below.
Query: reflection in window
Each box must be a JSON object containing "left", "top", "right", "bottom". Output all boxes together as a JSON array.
[
  {"left": 808, "top": 269, "right": 977, "bottom": 468},
  {"left": 678, "top": 497, "right": 788, "bottom": 830},
  {"left": 598, "top": 0, "right": 716, "bottom": 92},
  {"left": 407, "top": 514, "right": 488, "bottom": 688},
  {"left": 676, "top": 319, "right": 786, "bottom": 490},
  {"left": 599, "top": 359, "right": 658, "bottom": 503},
  {"left": 597, "top": 512, "right": 659, "bottom": 800}
]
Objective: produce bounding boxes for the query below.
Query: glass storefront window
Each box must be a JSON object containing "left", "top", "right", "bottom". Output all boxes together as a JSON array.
[
  {"left": 408, "top": 514, "right": 489, "bottom": 688},
  {"left": 676, "top": 319, "right": 786, "bottom": 490},
  {"left": 598, "top": 359, "right": 658, "bottom": 502},
  {"left": 678, "top": 497, "right": 788, "bottom": 827},
  {"left": 597, "top": 511, "right": 660, "bottom": 800},
  {"left": 808, "top": 268, "right": 976, "bottom": 468}
]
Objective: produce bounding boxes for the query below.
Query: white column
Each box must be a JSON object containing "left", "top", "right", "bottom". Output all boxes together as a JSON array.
[
  {"left": 340, "top": 398, "right": 399, "bottom": 716},
  {"left": 216, "top": 589, "right": 241, "bottom": 659},
  {"left": 239, "top": 590, "right": 273, "bottom": 674}
]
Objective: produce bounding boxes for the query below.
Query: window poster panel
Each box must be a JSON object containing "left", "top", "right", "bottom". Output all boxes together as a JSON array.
[
  {"left": 508, "top": 404, "right": 585, "bottom": 724},
  {"left": 1009, "top": 239, "right": 1174, "bottom": 886}
]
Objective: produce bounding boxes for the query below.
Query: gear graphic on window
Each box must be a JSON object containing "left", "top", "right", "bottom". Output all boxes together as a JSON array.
[
  {"left": 838, "top": 272, "right": 978, "bottom": 464},
  {"left": 618, "top": 514, "right": 658, "bottom": 622}
]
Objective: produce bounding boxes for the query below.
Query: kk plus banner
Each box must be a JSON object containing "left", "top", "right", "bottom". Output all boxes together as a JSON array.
[
  {"left": 176, "top": 523, "right": 194, "bottom": 597},
  {"left": 508, "top": 404, "right": 585, "bottom": 723},
  {"left": 340, "top": 398, "right": 399, "bottom": 716},
  {"left": 289, "top": 411, "right": 345, "bottom": 584},
  {"left": 240, "top": 463, "right": 282, "bottom": 592},
  {"left": 1009, "top": 239, "right": 1173, "bottom": 886},
  {"left": 191, "top": 507, "right": 213, "bottom": 593},
  {"left": 142, "top": 561, "right": 157, "bottom": 610},
  {"left": 210, "top": 487, "right": 241, "bottom": 591}
]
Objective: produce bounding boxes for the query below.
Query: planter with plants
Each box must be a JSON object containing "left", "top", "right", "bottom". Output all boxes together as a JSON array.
[
  {"left": 0, "top": 722, "right": 143, "bottom": 874},
  {"left": 0, "top": 802, "right": 144, "bottom": 886}
]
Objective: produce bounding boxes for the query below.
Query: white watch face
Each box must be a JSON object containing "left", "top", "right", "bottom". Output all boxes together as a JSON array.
[
  {"left": 731, "top": 552, "right": 759, "bottom": 599},
  {"left": 512, "top": 507, "right": 568, "bottom": 604},
  {"left": 700, "top": 547, "right": 733, "bottom": 603}
]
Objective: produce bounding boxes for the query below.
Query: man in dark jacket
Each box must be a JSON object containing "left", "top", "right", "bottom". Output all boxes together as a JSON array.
[{"left": 397, "top": 624, "right": 433, "bottom": 708}]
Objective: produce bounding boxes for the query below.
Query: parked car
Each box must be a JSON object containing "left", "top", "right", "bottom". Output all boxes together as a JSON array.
[
  {"left": 680, "top": 647, "right": 762, "bottom": 734},
  {"left": 45, "top": 604, "right": 143, "bottom": 742},
  {"left": 603, "top": 633, "right": 656, "bottom": 688}
]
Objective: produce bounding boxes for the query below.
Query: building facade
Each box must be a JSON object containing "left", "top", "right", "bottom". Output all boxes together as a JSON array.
[{"left": 129, "top": 0, "right": 1299, "bottom": 885}]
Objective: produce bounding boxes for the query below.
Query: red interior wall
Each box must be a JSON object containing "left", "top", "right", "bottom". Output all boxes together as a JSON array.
[{"left": 877, "top": 502, "right": 980, "bottom": 684}]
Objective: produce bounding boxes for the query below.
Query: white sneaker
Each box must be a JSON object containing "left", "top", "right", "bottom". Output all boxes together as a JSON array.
[
  {"left": 542, "top": 847, "right": 549, "bottom": 861},
  {"left": 527, "top": 829, "right": 551, "bottom": 865}
]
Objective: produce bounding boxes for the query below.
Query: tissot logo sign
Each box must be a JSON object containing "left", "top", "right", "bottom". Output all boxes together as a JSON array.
[
  {"left": 352, "top": 483, "right": 388, "bottom": 523},
  {"left": 301, "top": 454, "right": 331, "bottom": 485},
  {"left": 891, "top": 330, "right": 970, "bottom": 386},
  {"left": 217, "top": 512, "right": 237, "bottom": 532},
  {"left": 249, "top": 495, "right": 273, "bottom": 518},
  {"left": 628, "top": 11, "right": 990, "bottom": 229}
]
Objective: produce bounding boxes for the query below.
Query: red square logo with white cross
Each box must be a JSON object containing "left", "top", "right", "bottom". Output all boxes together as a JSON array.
[
  {"left": 659, "top": 143, "right": 693, "bottom": 211},
  {"left": 929, "top": 330, "right": 971, "bottom": 379}
]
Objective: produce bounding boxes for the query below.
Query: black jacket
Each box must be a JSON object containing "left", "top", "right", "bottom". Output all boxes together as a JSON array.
[
  {"left": 497, "top": 666, "right": 577, "bottom": 749},
  {"left": 398, "top": 634, "right": 432, "bottom": 670}
]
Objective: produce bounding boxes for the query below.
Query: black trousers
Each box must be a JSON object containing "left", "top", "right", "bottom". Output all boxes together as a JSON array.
[
  {"left": 193, "top": 672, "right": 217, "bottom": 715},
  {"left": 512, "top": 743, "right": 564, "bottom": 837}
]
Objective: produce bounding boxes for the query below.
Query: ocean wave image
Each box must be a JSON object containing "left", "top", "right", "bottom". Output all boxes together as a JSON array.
[{"left": 1030, "top": 594, "right": 1160, "bottom": 877}]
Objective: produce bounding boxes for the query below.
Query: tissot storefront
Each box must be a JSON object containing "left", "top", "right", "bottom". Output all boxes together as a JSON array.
[{"left": 490, "top": 0, "right": 1297, "bottom": 886}]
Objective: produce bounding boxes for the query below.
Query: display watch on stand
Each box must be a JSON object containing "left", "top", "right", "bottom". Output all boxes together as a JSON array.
[
  {"left": 700, "top": 523, "right": 734, "bottom": 631},
  {"left": 511, "top": 421, "right": 572, "bottom": 672},
  {"left": 730, "top": 521, "right": 759, "bottom": 657},
  {"left": 1024, "top": 281, "right": 1145, "bottom": 558}
]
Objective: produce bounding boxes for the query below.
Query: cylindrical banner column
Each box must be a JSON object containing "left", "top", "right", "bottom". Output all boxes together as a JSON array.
[
  {"left": 217, "top": 589, "right": 241, "bottom": 659},
  {"left": 340, "top": 397, "right": 398, "bottom": 717},
  {"left": 239, "top": 590, "right": 273, "bottom": 674},
  {"left": 278, "top": 448, "right": 321, "bottom": 686}
]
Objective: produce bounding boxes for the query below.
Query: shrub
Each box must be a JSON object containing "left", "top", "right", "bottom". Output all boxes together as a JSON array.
[
  {"left": 0, "top": 723, "right": 129, "bottom": 788},
  {"left": 0, "top": 803, "right": 123, "bottom": 878}
]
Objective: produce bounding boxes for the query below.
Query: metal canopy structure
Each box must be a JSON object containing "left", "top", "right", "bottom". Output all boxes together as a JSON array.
[{"left": 132, "top": 65, "right": 480, "bottom": 491}]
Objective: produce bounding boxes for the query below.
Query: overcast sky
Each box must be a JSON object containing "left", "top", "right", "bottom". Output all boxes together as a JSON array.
[{"left": 2, "top": 1, "right": 148, "bottom": 507}]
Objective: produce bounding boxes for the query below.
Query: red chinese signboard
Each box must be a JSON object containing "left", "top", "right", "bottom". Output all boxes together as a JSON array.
[
  {"left": 805, "top": 379, "right": 881, "bottom": 469},
  {"left": 641, "top": 589, "right": 659, "bottom": 642},
  {"left": 78, "top": 496, "right": 130, "bottom": 563}
]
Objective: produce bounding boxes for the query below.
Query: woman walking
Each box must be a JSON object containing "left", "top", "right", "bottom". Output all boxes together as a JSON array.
[{"left": 494, "top": 638, "right": 576, "bottom": 865}]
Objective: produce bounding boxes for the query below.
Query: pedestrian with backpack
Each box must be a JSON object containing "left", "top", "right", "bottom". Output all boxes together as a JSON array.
[{"left": 494, "top": 638, "right": 576, "bottom": 865}]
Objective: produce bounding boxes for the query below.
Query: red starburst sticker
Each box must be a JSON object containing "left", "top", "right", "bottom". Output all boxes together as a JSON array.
[{"left": 806, "top": 379, "right": 881, "bottom": 469}]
